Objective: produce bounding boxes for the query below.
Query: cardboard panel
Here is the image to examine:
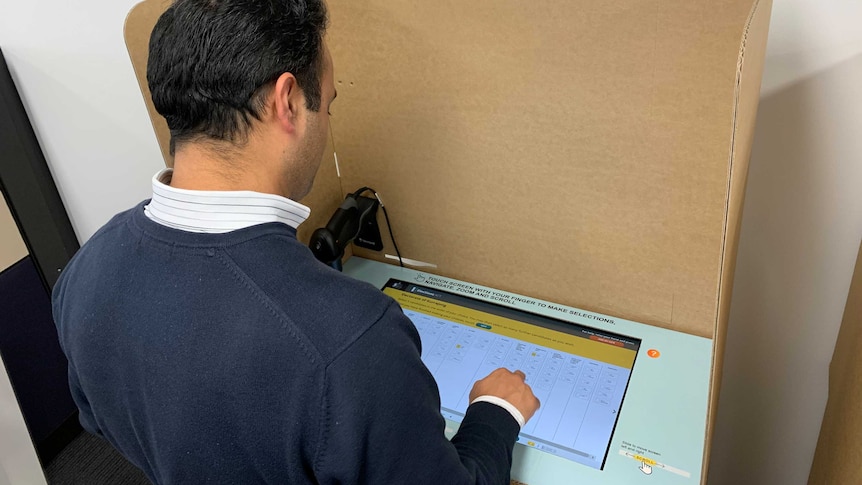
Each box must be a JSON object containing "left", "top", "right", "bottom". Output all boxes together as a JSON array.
[
  {"left": 122, "top": 3, "right": 771, "bottom": 480},
  {"left": 808, "top": 241, "right": 862, "bottom": 485},
  {"left": 124, "top": 1, "right": 770, "bottom": 340},
  {"left": 123, "top": 0, "right": 346, "bottom": 241},
  {"left": 328, "top": 0, "right": 767, "bottom": 339},
  {"left": 0, "top": 193, "right": 28, "bottom": 271},
  {"left": 124, "top": 0, "right": 173, "bottom": 166},
  {"left": 704, "top": 0, "right": 772, "bottom": 475}
]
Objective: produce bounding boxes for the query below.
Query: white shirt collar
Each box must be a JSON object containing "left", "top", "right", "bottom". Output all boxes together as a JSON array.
[{"left": 143, "top": 168, "right": 311, "bottom": 233}]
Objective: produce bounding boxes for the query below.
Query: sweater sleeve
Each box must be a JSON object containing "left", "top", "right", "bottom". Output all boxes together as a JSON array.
[
  {"left": 313, "top": 302, "right": 520, "bottom": 485},
  {"left": 53, "top": 277, "right": 101, "bottom": 437}
]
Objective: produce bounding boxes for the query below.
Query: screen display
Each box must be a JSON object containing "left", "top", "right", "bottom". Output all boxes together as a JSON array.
[{"left": 383, "top": 279, "right": 641, "bottom": 470}]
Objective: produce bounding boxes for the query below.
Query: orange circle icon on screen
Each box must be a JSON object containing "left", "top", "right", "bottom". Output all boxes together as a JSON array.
[{"left": 647, "top": 349, "right": 661, "bottom": 358}]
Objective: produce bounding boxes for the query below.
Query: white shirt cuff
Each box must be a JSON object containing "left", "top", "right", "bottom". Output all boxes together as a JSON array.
[{"left": 470, "top": 395, "right": 525, "bottom": 429}]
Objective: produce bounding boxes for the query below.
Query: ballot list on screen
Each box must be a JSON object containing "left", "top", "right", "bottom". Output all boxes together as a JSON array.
[{"left": 383, "top": 280, "right": 640, "bottom": 470}]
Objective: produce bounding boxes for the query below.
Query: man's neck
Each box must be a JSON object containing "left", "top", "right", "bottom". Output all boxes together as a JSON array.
[{"left": 170, "top": 145, "right": 290, "bottom": 197}]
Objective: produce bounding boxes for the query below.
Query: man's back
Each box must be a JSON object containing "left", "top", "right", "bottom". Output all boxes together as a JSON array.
[{"left": 55, "top": 202, "right": 520, "bottom": 484}]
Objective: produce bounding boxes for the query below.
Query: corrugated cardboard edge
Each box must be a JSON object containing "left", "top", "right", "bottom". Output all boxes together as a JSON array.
[
  {"left": 808, "top": 241, "right": 862, "bottom": 484},
  {"left": 124, "top": 0, "right": 174, "bottom": 167},
  {"left": 703, "top": 0, "right": 773, "bottom": 482}
]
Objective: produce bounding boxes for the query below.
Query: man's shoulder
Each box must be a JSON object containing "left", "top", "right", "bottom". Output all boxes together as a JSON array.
[
  {"left": 90, "top": 202, "right": 145, "bottom": 241},
  {"left": 54, "top": 203, "right": 143, "bottom": 290},
  {"left": 223, "top": 244, "right": 406, "bottom": 363}
]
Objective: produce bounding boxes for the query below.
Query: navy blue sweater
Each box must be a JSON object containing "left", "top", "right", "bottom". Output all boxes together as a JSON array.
[{"left": 52, "top": 202, "right": 519, "bottom": 484}]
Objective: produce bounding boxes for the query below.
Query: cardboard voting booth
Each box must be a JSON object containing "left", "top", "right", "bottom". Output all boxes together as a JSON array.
[
  {"left": 808, "top": 242, "right": 862, "bottom": 485},
  {"left": 124, "top": 1, "right": 772, "bottom": 483}
]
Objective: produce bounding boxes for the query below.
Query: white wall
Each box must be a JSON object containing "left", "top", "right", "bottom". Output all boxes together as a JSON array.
[
  {"left": 0, "top": 0, "right": 163, "bottom": 242},
  {"left": 0, "top": 1, "right": 860, "bottom": 484},
  {"left": 709, "top": 1, "right": 862, "bottom": 484}
]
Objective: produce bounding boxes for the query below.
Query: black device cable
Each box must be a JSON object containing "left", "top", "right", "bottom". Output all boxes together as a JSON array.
[{"left": 352, "top": 187, "right": 404, "bottom": 268}]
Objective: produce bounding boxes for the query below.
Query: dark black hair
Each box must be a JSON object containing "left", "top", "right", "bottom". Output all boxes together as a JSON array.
[{"left": 147, "top": 0, "right": 328, "bottom": 153}]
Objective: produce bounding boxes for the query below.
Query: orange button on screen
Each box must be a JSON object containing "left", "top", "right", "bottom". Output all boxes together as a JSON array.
[
  {"left": 589, "top": 335, "right": 625, "bottom": 347},
  {"left": 647, "top": 349, "right": 661, "bottom": 358}
]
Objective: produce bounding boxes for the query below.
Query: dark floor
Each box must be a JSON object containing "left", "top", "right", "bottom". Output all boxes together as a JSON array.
[{"left": 45, "top": 432, "right": 150, "bottom": 485}]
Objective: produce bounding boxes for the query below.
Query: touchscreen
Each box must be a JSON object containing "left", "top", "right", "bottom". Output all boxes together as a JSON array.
[{"left": 383, "top": 279, "right": 640, "bottom": 470}]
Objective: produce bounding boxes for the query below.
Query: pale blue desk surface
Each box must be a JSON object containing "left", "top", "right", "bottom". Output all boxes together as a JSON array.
[{"left": 344, "top": 257, "right": 712, "bottom": 485}]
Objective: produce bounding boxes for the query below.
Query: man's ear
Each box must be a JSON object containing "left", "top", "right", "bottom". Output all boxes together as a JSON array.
[{"left": 273, "top": 72, "right": 303, "bottom": 135}]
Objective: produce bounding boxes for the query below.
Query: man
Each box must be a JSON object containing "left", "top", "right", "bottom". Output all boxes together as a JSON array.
[{"left": 52, "top": 0, "right": 539, "bottom": 483}]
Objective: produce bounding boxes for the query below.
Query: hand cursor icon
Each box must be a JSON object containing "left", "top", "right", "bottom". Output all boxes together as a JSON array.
[{"left": 639, "top": 461, "right": 653, "bottom": 475}]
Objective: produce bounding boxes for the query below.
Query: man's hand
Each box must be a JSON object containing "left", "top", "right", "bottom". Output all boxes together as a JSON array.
[{"left": 469, "top": 368, "right": 541, "bottom": 422}]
